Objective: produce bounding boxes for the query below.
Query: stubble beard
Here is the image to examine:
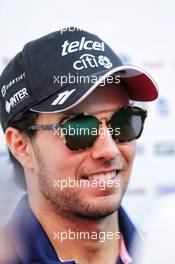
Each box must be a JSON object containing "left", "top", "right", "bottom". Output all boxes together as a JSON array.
[
  {"left": 34, "top": 150, "right": 123, "bottom": 220},
  {"left": 38, "top": 169, "right": 123, "bottom": 220}
]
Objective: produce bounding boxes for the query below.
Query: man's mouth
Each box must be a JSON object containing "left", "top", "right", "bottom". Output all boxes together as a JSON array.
[{"left": 81, "top": 170, "right": 120, "bottom": 181}]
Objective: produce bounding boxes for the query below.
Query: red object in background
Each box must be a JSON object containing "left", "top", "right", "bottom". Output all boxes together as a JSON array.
[{"left": 2, "top": 57, "right": 11, "bottom": 66}]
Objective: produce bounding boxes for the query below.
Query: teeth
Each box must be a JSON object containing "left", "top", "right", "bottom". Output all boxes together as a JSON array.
[{"left": 90, "top": 171, "right": 116, "bottom": 181}]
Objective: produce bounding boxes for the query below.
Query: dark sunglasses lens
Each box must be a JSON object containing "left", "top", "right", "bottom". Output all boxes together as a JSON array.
[
  {"left": 111, "top": 107, "right": 144, "bottom": 142},
  {"left": 61, "top": 115, "right": 99, "bottom": 150}
]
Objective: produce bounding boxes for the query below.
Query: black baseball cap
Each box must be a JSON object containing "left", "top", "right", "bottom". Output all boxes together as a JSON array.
[{"left": 0, "top": 27, "right": 158, "bottom": 131}]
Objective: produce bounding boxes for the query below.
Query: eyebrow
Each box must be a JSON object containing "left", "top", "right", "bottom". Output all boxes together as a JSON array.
[
  {"left": 57, "top": 97, "right": 131, "bottom": 118},
  {"left": 57, "top": 110, "right": 77, "bottom": 120},
  {"left": 57, "top": 105, "right": 130, "bottom": 121}
]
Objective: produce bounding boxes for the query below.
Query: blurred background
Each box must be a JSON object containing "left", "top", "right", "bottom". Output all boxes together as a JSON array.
[{"left": 0, "top": 0, "right": 175, "bottom": 233}]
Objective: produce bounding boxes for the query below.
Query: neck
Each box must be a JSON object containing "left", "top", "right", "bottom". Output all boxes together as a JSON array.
[{"left": 28, "top": 193, "right": 120, "bottom": 264}]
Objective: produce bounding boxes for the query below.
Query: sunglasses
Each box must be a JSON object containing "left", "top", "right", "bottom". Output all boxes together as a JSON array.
[{"left": 28, "top": 106, "right": 147, "bottom": 151}]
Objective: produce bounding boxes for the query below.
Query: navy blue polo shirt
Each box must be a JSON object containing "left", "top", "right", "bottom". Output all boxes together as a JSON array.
[{"left": 3, "top": 195, "right": 139, "bottom": 264}]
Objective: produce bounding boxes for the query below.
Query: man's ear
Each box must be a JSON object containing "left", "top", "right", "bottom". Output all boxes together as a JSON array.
[{"left": 5, "top": 127, "right": 34, "bottom": 170}]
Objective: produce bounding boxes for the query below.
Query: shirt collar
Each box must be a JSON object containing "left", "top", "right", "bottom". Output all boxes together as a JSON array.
[
  {"left": 6, "top": 195, "right": 137, "bottom": 264},
  {"left": 120, "top": 234, "right": 132, "bottom": 264}
]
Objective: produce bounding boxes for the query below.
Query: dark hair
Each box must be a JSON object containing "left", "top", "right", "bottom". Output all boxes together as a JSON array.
[{"left": 6, "top": 111, "right": 39, "bottom": 190}]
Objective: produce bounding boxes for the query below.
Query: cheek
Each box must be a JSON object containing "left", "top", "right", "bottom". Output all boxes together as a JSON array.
[
  {"left": 34, "top": 134, "right": 86, "bottom": 178},
  {"left": 119, "top": 141, "right": 136, "bottom": 167},
  {"left": 117, "top": 141, "right": 136, "bottom": 189}
]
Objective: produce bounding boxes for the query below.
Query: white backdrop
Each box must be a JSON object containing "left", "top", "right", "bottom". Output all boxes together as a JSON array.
[{"left": 0, "top": 0, "right": 175, "bottom": 230}]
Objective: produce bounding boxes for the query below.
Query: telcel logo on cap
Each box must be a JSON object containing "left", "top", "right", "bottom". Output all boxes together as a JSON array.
[
  {"left": 61, "top": 36, "right": 105, "bottom": 56},
  {"left": 61, "top": 36, "right": 112, "bottom": 71}
]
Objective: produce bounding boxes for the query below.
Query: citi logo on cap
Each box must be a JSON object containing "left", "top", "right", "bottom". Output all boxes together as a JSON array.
[
  {"left": 73, "top": 54, "right": 113, "bottom": 70},
  {"left": 61, "top": 37, "right": 105, "bottom": 56}
]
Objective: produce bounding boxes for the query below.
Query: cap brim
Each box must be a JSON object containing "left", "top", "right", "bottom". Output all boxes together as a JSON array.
[{"left": 30, "top": 65, "right": 158, "bottom": 113}]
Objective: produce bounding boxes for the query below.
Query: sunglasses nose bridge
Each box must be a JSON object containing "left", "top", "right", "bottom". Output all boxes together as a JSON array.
[
  {"left": 90, "top": 121, "right": 121, "bottom": 161},
  {"left": 98, "top": 117, "right": 110, "bottom": 129}
]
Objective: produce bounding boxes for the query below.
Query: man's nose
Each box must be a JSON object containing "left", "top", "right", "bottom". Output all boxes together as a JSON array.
[{"left": 90, "top": 121, "right": 121, "bottom": 161}]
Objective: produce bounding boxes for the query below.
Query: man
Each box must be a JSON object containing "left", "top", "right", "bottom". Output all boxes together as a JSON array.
[{"left": 0, "top": 28, "right": 158, "bottom": 264}]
